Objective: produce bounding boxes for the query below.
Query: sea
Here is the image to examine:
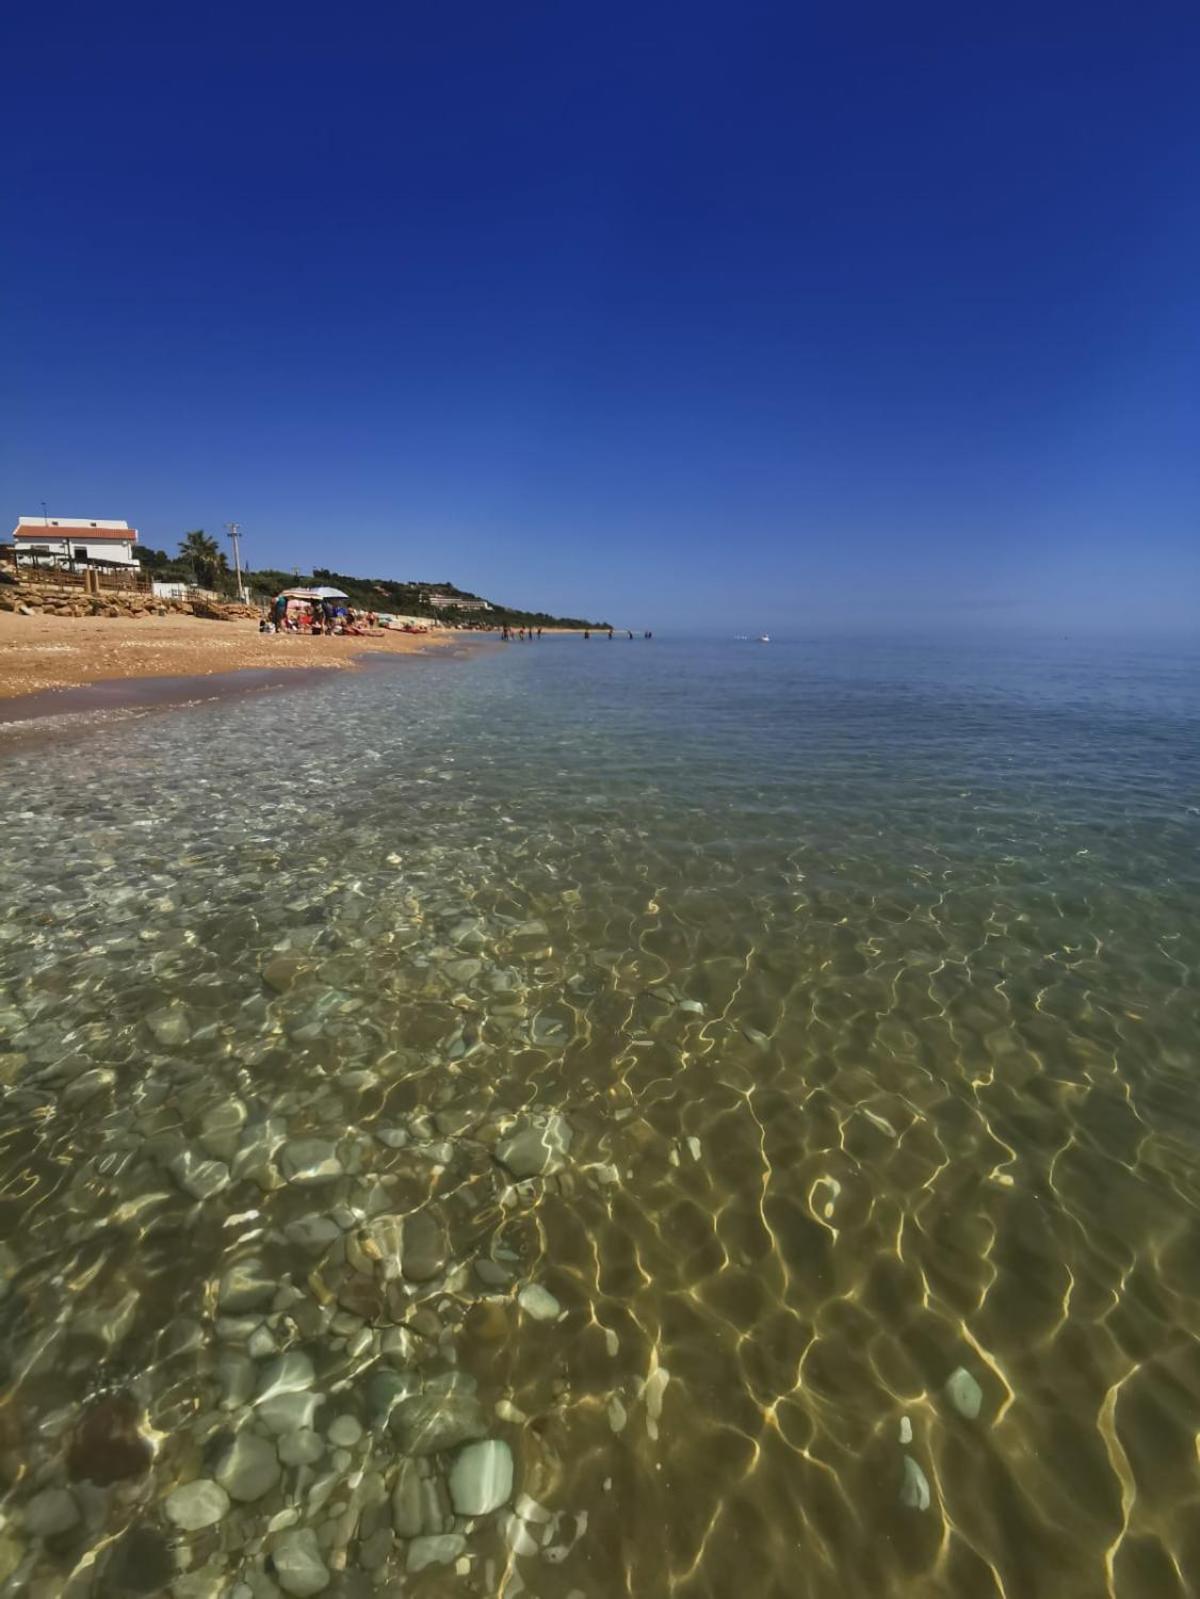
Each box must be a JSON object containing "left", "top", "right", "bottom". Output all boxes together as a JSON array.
[{"left": 1, "top": 631, "right": 1198, "bottom": 1598}]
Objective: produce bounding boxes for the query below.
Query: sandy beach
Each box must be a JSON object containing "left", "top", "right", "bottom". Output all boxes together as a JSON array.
[{"left": 0, "top": 610, "right": 460, "bottom": 702}]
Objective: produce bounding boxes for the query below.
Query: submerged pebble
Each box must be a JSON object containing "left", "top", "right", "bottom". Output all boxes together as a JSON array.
[
  {"left": 495, "top": 1114, "right": 572, "bottom": 1178},
  {"left": 67, "top": 1393, "right": 152, "bottom": 1485},
  {"left": 945, "top": 1366, "right": 983, "bottom": 1420},
  {"left": 401, "top": 1208, "right": 447, "bottom": 1281},
  {"left": 24, "top": 1487, "right": 80, "bottom": 1538},
  {"left": 256, "top": 1352, "right": 316, "bottom": 1400},
  {"left": 164, "top": 1480, "right": 229, "bottom": 1531},
  {"left": 642, "top": 1365, "right": 671, "bottom": 1440},
  {"left": 258, "top": 1392, "right": 323, "bottom": 1435},
  {"left": 407, "top": 1533, "right": 467, "bottom": 1573},
  {"left": 215, "top": 1432, "right": 281, "bottom": 1502},
  {"left": 326, "top": 1414, "right": 363, "bottom": 1448},
  {"left": 391, "top": 1459, "right": 425, "bottom": 1538},
  {"left": 218, "top": 1258, "right": 276, "bottom": 1314},
  {"left": 517, "top": 1284, "right": 561, "bottom": 1322},
  {"left": 448, "top": 1439, "right": 514, "bottom": 1515},
  {"left": 278, "top": 1429, "right": 325, "bottom": 1467},
  {"left": 168, "top": 1151, "right": 229, "bottom": 1201},
  {"left": 900, "top": 1456, "right": 931, "bottom": 1511},
  {"left": 146, "top": 1002, "right": 191, "bottom": 1047},
  {"left": 270, "top": 1526, "right": 330, "bottom": 1595},
  {"left": 280, "top": 1140, "right": 343, "bottom": 1185},
  {"left": 502, "top": 1512, "right": 541, "bottom": 1557}
]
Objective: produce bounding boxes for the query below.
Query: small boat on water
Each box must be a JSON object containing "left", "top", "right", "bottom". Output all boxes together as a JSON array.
[{"left": 757, "top": 634, "right": 770, "bottom": 643}]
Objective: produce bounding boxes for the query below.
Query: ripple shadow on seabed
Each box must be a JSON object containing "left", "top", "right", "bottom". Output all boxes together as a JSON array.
[{"left": 0, "top": 638, "right": 1198, "bottom": 1599}]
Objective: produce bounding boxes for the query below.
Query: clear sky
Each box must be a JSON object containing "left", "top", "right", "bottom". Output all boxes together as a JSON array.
[{"left": 5, "top": 0, "right": 1198, "bottom": 633}]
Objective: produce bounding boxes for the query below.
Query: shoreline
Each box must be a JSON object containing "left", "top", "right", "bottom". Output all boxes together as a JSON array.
[
  {"left": 0, "top": 664, "right": 339, "bottom": 729},
  {"left": 0, "top": 610, "right": 468, "bottom": 720}
]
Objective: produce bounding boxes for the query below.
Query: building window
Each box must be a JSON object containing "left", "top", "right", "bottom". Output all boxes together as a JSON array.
[{"left": 74, "top": 547, "right": 88, "bottom": 561}]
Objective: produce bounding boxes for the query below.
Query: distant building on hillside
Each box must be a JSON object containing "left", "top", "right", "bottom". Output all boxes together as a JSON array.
[
  {"left": 423, "top": 592, "right": 492, "bottom": 612},
  {"left": 12, "top": 516, "right": 139, "bottom": 567}
]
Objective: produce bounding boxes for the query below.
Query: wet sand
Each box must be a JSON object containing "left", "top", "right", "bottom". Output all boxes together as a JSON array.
[
  {"left": 0, "top": 666, "right": 339, "bottom": 730},
  {"left": 0, "top": 610, "right": 459, "bottom": 702}
]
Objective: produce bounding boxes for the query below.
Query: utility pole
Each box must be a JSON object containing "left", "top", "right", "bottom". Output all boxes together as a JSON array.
[{"left": 225, "top": 522, "right": 247, "bottom": 602}]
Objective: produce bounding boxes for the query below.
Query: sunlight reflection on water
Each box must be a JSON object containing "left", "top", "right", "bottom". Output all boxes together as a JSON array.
[{"left": 0, "top": 635, "right": 1197, "bottom": 1598}]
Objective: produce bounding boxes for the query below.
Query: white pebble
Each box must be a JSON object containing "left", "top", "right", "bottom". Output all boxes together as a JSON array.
[
  {"left": 326, "top": 1414, "right": 363, "bottom": 1448},
  {"left": 517, "top": 1284, "right": 561, "bottom": 1322},
  {"left": 502, "top": 1513, "right": 540, "bottom": 1557},
  {"left": 642, "top": 1367, "right": 670, "bottom": 1422},
  {"left": 449, "top": 1440, "right": 514, "bottom": 1516},
  {"left": 514, "top": 1493, "right": 552, "bottom": 1525},
  {"left": 900, "top": 1455, "right": 931, "bottom": 1511},
  {"left": 945, "top": 1366, "right": 983, "bottom": 1420}
]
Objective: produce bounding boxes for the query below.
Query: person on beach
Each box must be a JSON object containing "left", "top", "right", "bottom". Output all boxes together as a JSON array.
[{"left": 584, "top": 630, "right": 590, "bottom": 639}]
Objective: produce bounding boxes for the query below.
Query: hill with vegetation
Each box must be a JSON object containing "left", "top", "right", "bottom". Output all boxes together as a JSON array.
[{"left": 134, "top": 534, "right": 610, "bottom": 630}]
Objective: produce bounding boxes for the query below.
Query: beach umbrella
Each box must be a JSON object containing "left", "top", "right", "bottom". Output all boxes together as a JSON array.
[{"left": 310, "top": 586, "right": 349, "bottom": 599}]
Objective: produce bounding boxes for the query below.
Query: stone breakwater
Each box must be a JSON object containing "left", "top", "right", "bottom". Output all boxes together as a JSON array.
[{"left": 0, "top": 1061, "right": 619, "bottom": 1596}]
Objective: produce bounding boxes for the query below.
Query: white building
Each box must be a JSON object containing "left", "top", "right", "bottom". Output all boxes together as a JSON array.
[
  {"left": 12, "top": 517, "right": 139, "bottom": 567},
  {"left": 424, "top": 592, "right": 492, "bottom": 611}
]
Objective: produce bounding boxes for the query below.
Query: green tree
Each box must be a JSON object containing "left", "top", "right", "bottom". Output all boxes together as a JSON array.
[
  {"left": 133, "top": 545, "right": 171, "bottom": 572},
  {"left": 178, "top": 530, "right": 221, "bottom": 588}
]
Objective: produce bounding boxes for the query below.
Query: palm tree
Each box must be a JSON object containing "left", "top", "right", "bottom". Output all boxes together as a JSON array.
[{"left": 178, "top": 530, "right": 221, "bottom": 589}]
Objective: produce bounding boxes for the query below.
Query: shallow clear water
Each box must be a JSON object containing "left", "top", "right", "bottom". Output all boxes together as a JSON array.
[{"left": 1, "top": 634, "right": 1198, "bottom": 1598}]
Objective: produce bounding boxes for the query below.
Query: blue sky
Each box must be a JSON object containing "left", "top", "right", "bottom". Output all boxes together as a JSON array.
[{"left": 5, "top": 1, "right": 1198, "bottom": 631}]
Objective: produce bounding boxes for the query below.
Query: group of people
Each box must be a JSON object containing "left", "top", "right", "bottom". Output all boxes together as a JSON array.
[
  {"left": 503, "top": 625, "right": 654, "bottom": 641},
  {"left": 261, "top": 599, "right": 378, "bottom": 636}
]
